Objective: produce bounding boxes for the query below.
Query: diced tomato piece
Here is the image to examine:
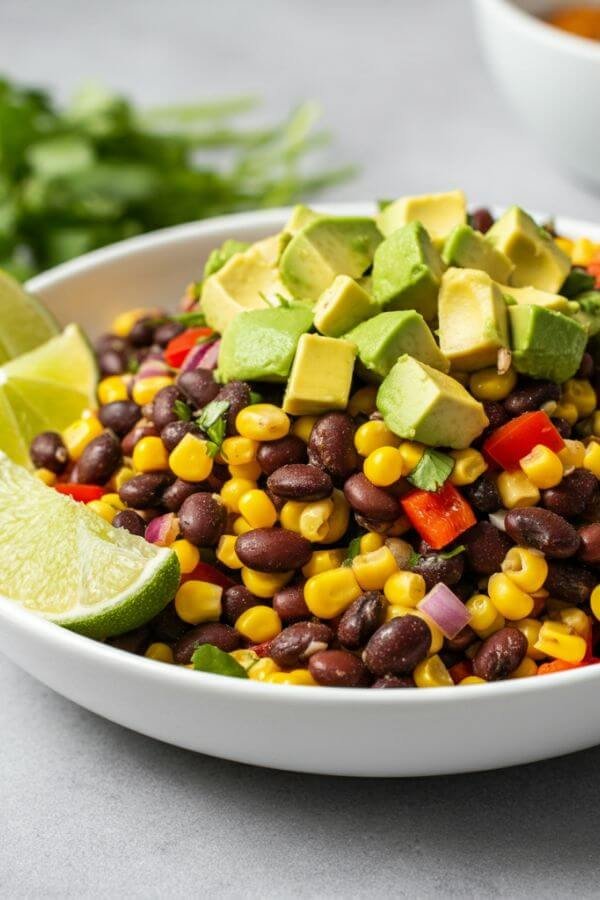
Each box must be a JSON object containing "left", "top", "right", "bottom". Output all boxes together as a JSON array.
[
  {"left": 483, "top": 410, "right": 564, "bottom": 470},
  {"left": 180, "top": 561, "right": 235, "bottom": 590},
  {"left": 250, "top": 640, "right": 273, "bottom": 658},
  {"left": 55, "top": 483, "right": 105, "bottom": 502},
  {"left": 449, "top": 660, "right": 473, "bottom": 684},
  {"left": 400, "top": 482, "right": 476, "bottom": 550},
  {"left": 587, "top": 258, "right": 600, "bottom": 289},
  {"left": 164, "top": 327, "right": 214, "bottom": 368},
  {"left": 537, "top": 659, "right": 583, "bottom": 676}
]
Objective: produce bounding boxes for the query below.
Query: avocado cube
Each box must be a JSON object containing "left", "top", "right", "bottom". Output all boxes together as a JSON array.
[
  {"left": 347, "top": 310, "right": 449, "bottom": 381},
  {"left": 376, "top": 190, "right": 467, "bottom": 245},
  {"left": 509, "top": 304, "right": 587, "bottom": 383},
  {"left": 438, "top": 268, "right": 509, "bottom": 372},
  {"left": 279, "top": 216, "right": 382, "bottom": 302},
  {"left": 485, "top": 206, "right": 571, "bottom": 293},
  {"left": 201, "top": 242, "right": 290, "bottom": 334},
  {"left": 313, "top": 275, "right": 378, "bottom": 338},
  {"left": 442, "top": 224, "right": 514, "bottom": 283},
  {"left": 283, "top": 204, "right": 319, "bottom": 236},
  {"left": 376, "top": 355, "right": 488, "bottom": 450},
  {"left": 217, "top": 305, "right": 313, "bottom": 383},
  {"left": 372, "top": 222, "right": 444, "bottom": 322},
  {"left": 282, "top": 333, "right": 356, "bottom": 416},
  {"left": 573, "top": 291, "right": 600, "bottom": 337},
  {"left": 498, "top": 283, "right": 578, "bottom": 315}
]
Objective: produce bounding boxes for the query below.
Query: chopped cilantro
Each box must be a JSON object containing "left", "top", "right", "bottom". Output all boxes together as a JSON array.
[
  {"left": 196, "top": 399, "right": 230, "bottom": 451},
  {"left": 192, "top": 644, "right": 248, "bottom": 679},
  {"left": 407, "top": 448, "right": 455, "bottom": 492},
  {"left": 174, "top": 399, "right": 192, "bottom": 422},
  {"left": 342, "top": 536, "right": 362, "bottom": 567},
  {"left": 438, "top": 545, "right": 466, "bottom": 560}
]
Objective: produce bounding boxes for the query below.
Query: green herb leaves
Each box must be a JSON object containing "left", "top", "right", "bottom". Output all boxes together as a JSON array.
[
  {"left": 196, "top": 399, "right": 230, "bottom": 456},
  {"left": 192, "top": 644, "right": 248, "bottom": 679},
  {"left": 342, "top": 536, "right": 361, "bottom": 567},
  {"left": 562, "top": 268, "right": 596, "bottom": 298},
  {"left": 407, "top": 448, "right": 454, "bottom": 493}
]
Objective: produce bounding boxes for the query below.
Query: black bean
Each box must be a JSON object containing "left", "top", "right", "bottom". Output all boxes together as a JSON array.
[
  {"left": 112, "top": 509, "right": 146, "bottom": 537},
  {"left": 267, "top": 464, "right": 332, "bottom": 501},
  {"left": 161, "top": 478, "right": 203, "bottom": 512},
  {"left": 411, "top": 551, "right": 464, "bottom": 592},
  {"left": 154, "top": 320, "right": 184, "bottom": 347},
  {"left": 462, "top": 473, "right": 502, "bottom": 514},
  {"left": 106, "top": 625, "right": 150, "bottom": 654},
  {"left": 363, "top": 616, "right": 431, "bottom": 676},
  {"left": 504, "top": 381, "right": 560, "bottom": 417},
  {"left": 577, "top": 352, "right": 594, "bottom": 380},
  {"left": 235, "top": 528, "right": 312, "bottom": 572},
  {"left": 551, "top": 417, "right": 572, "bottom": 439},
  {"left": 177, "top": 369, "right": 220, "bottom": 410},
  {"left": 463, "top": 522, "right": 513, "bottom": 574},
  {"left": 308, "top": 649, "right": 370, "bottom": 687},
  {"left": 221, "top": 585, "right": 258, "bottom": 626},
  {"left": 119, "top": 472, "right": 173, "bottom": 509},
  {"left": 504, "top": 507, "right": 580, "bottom": 559},
  {"left": 160, "top": 420, "right": 199, "bottom": 453},
  {"left": 95, "top": 333, "right": 128, "bottom": 355},
  {"left": 77, "top": 431, "right": 122, "bottom": 485},
  {"left": 29, "top": 431, "right": 68, "bottom": 474},
  {"left": 173, "top": 623, "right": 240, "bottom": 664},
  {"left": 578, "top": 524, "right": 600, "bottom": 565},
  {"left": 473, "top": 627, "right": 527, "bottom": 681},
  {"left": 121, "top": 420, "right": 158, "bottom": 456},
  {"left": 257, "top": 435, "right": 307, "bottom": 475},
  {"left": 215, "top": 381, "right": 251, "bottom": 435},
  {"left": 371, "top": 675, "right": 415, "bottom": 688},
  {"left": 129, "top": 317, "right": 155, "bottom": 347},
  {"left": 270, "top": 622, "right": 333, "bottom": 668},
  {"left": 151, "top": 385, "right": 184, "bottom": 431},
  {"left": 337, "top": 592, "right": 386, "bottom": 650},
  {"left": 343, "top": 473, "right": 401, "bottom": 522},
  {"left": 542, "top": 469, "right": 597, "bottom": 519},
  {"left": 470, "top": 207, "right": 494, "bottom": 233},
  {"left": 99, "top": 401, "right": 141, "bottom": 437},
  {"left": 444, "top": 625, "right": 477, "bottom": 654},
  {"left": 308, "top": 412, "right": 359, "bottom": 481},
  {"left": 545, "top": 561, "right": 595, "bottom": 605},
  {"left": 272, "top": 583, "right": 310, "bottom": 623},
  {"left": 178, "top": 493, "right": 227, "bottom": 547},
  {"left": 98, "top": 347, "right": 129, "bottom": 376},
  {"left": 150, "top": 601, "right": 190, "bottom": 643}
]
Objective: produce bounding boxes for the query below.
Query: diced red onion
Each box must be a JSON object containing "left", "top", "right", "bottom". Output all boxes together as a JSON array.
[
  {"left": 489, "top": 509, "right": 508, "bottom": 532},
  {"left": 136, "top": 358, "right": 172, "bottom": 380},
  {"left": 145, "top": 513, "right": 180, "bottom": 546},
  {"left": 417, "top": 583, "right": 471, "bottom": 639},
  {"left": 180, "top": 338, "right": 221, "bottom": 373}
]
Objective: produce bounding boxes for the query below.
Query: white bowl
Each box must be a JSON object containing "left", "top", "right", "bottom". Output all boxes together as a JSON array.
[
  {"left": 474, "top": 0, "right": 600, "bottom": 188},
  {"left": 1, "top": 205, "right": 600, "bottom": 777}
]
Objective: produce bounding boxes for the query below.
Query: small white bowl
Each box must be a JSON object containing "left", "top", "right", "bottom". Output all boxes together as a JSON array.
[
  {"left": 2, "top": 205, "right": 600, "bottom": 776},
  {"left": 474, "top": 0, "right": 600, "bottom": 188}
]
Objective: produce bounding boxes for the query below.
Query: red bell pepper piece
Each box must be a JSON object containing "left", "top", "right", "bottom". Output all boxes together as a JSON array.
[
  {"left": 55, "top": 483, "right": 105, "bottom": 502},
  {"left": 400, "top": 482, "right": 476, "bottom": 550},
  {"left": 180, "top": 561, "right": 234, "bottom": 590},
  {"left": 164, "top": 327, "right": 214, "bottom": 368},
  {"left": 449, "top": 660, "right": 473, "bottom": 685},
  {"left": 537, "top": 659, "right": 583, "bottom": 676},
  {"left": 587, "top": 255, "right": 600, "bottom": 289},
  {"left": 483, "top": 410, "right": 564, "bottom": 470}
]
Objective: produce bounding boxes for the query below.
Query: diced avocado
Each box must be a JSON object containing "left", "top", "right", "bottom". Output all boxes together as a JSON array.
[
  {"left": 438, "top": 268, "right": 509, "bottom": 372},
  {"left": 201, "top": 243, "right": 290, "bottom": 334},
  {"left": 314, "top": 275, "right": 378, "bottom": 338},
  {"left": 283, "top": 204, "right": 319, "bottom": 236},
  {"left": 485, "top": 206, "right": 571, "bottom": 293},
  {"left": 442, "top": 224, "right": 514, "bottom": 283},
  {"left": 347, "top": 310, "right": 449, "bottom": 381},
  {"left": 498, "top": 283, "right": 577, "bottom": 314},
  {"left": 376, "top": 355, "right": 488, "bottom": 450},
  {"left": 217, "top": 305, "right": 313, "bottom": 383},
  {"left": 509, "top": 304, "right": 587, "bottom": 383},
  {"left": 372, "top": 222, "right": 444, "bottom": 322},
  {"left": 279, "top": 216, "right": 382, "bottom": 301},
  {"left": 282, "top": 333, "right": 356, "bottom": 415},
  {"left": 573, "top": 290, "right": 600, "bottom": 337},
  {"left": 376, "top": 190, "right": 467, "bottom": 245},
  {"left": 203, "top": 239, "right": 250, "bottom": 278}
]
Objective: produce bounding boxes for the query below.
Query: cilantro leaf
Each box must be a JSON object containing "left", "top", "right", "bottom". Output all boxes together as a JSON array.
[
  {"left": 407, "top": 550, "right": 421, "bottom": 569},
  {"left": 174, "top": 399, "right": 192, "bottom": 422},
  {"left": 173, "top": 310, "right": 207, "bottom": 327},
  {"left": 196, "top": 399, "right": 230, "bottom": 451},
  {"left": 342, "top": 536, "right": 361, "bottom": 567},
  {"left": 192, "top": 644, "right": 248, "bottom": 679},
  {"left": 562, "top": 268, "right": 596, "bottom": 299},
  {"left": 407, "top": 448, "right": 455, "bottom": 492},
  {"left": 438, "top": 545, "right": 466, "bottom": 560}
]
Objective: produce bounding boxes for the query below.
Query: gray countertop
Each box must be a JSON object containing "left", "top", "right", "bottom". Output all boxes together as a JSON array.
[{"left": 2, "top": 1, "right": 600, "bottom": 896}]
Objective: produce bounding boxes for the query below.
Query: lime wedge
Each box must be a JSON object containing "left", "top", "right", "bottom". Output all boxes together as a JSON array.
[
  {"left": 0, "top": 452, "right": 180, "bottom": 637},
  {"left": 0, "top": 324, "right": 98, "bottom": 466},
  {"left": 0, "top": 269, "right": 59, "bottom": 364}
]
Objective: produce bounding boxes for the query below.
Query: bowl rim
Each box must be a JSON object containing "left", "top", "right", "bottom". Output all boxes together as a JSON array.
[
  {"left": 481, "top": 0, "right": 600, "bottom": 60},
  {"left": 5, "top": 203, "right": 599, "bottom": 705}
]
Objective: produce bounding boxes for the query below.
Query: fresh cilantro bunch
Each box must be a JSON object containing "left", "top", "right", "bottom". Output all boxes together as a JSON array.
[{"left": 0, "top": 78, "right": 353, "bottom": 279}]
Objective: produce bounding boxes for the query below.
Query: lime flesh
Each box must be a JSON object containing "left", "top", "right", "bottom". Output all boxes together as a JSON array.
[{"left": 0, "top": 269, "right": 58, "bottom": 364}]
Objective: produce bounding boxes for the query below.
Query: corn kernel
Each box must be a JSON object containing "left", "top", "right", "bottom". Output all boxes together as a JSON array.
[
  {"left": 248, "top": 658, "right": 281, "bottom": 681},
  {"left": 221, "top": 436, "right": 258, "bottom": 465},
  {"left": 299, "top": 499, "right": 334, "bottom": 542},
  {"left": 228, "top": 461, "right": 262, "bottom": 480},
  {"left": 554, "top": 236, "right": 573, "bottom": 256},
  {"left": 229, "top": 649, "right": 259, "bottom": 671},
  {"left": 352, "top": 546, "right": 398, "bottom": 590},
  {"left": 571, "top": 236, "right": 598, "bottom": 266},
  {"left": 145, "top": 642, "right": 174, "bottom": 663},
  {"left": 348, "top": 385, "right": 378, "bottom": 417},
  {"left": 62, "top": 415, "right": 103, "bottom": 461},
  {"left": 497, "top": 469, "right": 540, "bottom": 509},
  {"left": 449, "top": 448, "right": 487, "bottom": 486},
  {"left": 550, "top": 606, "right": 591, "bottom": 639},
  {"left": 383, "top": 570, "right": 426, "bottom": 608},
  {"left": 98, "top": 375, "right": 129, "bottom": 405},
  {"left": 238, "top": 489, "right": 278, "bottom": 529},
  {"left": 132, "top": 376, "right": 174, "bottom": 406},
  {"left": 593, "top": 411, "right": 600, "bottom": 438},
  {"left": 519, "top": 444, "right": 563, "bottom": 489},
  {"left": 235, "top": 605, "right": 282, "bottom": 642},
  {"left": 291, "top": 415, "right": 317, "bottom": 443},
  {"left": 175, "top": 580, "right": 222, "bottom": 624},
  {"left": 354, "top": 420, "right": 400, "bottom": 457},
  {"left": 220, "top": 477, "right": 257, "bottom": 513},
  {"left": 301, "top": 549, "right": 346, "bottom": 578},
  {"left": 114, "top": 466, "right": 134, "bottom": 490},
  {"left": 304, "top": 567, "right": 362, "bottom": 618},
  {"left": 513, "top": 617, "right": 545, "bottom": 660},
  {"left": 534, "top": 620, "right": 587, "bottom": 663},
  {"left": 87, "top": 499, "right": 117, "bottom": 523},
  {"left": 363, "top": 446, "right": 404, "bottom": 486},
  {"left": 172, "top": 539, "right": 200, "bottom": 574},
  {"left": 168, "top": 433, "right": 213, "bottom": 481},
  {"left": 553, "top": 401, "right": 578, "bottom": 426},
  {"left": 279, "top": 499, "right": 306, "bottom": 533},
  {"left": 267, "top": 669, "right": 318, "bottom": 686},
  {"left": 488, "top": 572, "right": 534, "bottom": 620},
  {"left": 509, "top": 657, "right": 538, "bottom": 679},
  {"left": 385, "top": 605, "right": 443, "bottom": 653},
  {"left": 133, "top": 435, "right": 170, "bottom": 473},
  {"left": 360, "top": 532, "right": 385, "bottom": 554},
  {"left": 583, "top": 441, "right": 600, "bottom": 478},
  {"left": 466, "top": 593, "right": 501, "bottom": 636},
  {"left": 501, "top": 546, "right": 548, "bottom": 593},
  {"left": 413, "top": 654, "right": 453, "bottom": 688},
  {"left": 216, "top": 534, "right": 243, "bottom": 570},
  {"left": 558, "top": 439, "right": 586, "bottom": 470},
  {"left": 563, "top": 379, "right": 597, "bottom": 418},
  {"left": 241, "top": 568, "right": 293, "bottom": 599},
  {"left": 101, "top": 492, "right": 125, "bottom": 511},
  {"left": 469, "top": 367, "right": 517, "bottom": 401},
  {"left": 35, "top": 468, "right": 57, "bottom": 486},
  {"left": 236, "top": 404, "right": 290, "bottom": 441},
  {"left": 459, "top": 675, "right": 486, "bottom": 685},
  {"left": 591, "top": 585, "right": 600, "bottom": 622},
  {"left": 397, "top": 441, "right": 425, "bottom": 474},
  {"left": 233, "top": 515, "right": 253, "bottom": 536},
  {"left": 321, "top": 489, "right": 351, "bottom": 543},
  {"left": 111, "top": 307, "right": 151, "bottom": 337}
]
